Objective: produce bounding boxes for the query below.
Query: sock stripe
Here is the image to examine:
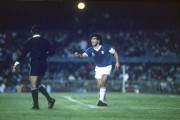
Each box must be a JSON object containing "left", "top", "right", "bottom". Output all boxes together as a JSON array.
[{"left": 31, "top": 87, "right": 37, "bottom": 91}]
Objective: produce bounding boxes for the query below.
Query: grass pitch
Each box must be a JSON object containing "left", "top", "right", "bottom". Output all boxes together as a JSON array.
[{"left": 0, "top": 92, "right": 180, "bottom": 120}]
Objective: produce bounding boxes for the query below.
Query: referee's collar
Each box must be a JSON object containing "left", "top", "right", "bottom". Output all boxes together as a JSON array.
[{"left": 33, "top": 34, "right": 40, "bottom": 38}]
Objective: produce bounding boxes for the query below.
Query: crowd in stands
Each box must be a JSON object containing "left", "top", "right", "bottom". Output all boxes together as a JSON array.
[{"left": 0, "top": 30, "right": 180, "bottom": 93}]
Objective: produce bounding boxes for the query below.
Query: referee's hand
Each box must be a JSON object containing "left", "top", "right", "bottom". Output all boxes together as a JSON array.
[{"left": 12, "top": 65, "right": 17, "bottom": 73}]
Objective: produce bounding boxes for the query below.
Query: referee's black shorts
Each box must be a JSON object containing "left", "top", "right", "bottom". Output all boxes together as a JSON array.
[{"left": 30, "top": 60, "right": 47, "bottom": 77}]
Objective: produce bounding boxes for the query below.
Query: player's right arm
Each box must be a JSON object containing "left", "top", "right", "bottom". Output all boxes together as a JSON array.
[
  {"left": 74, "top": 52, "right": 88, "bottom": 59},
  {"left": 75, "top": 47, "right": 91, "bottom": 59}
]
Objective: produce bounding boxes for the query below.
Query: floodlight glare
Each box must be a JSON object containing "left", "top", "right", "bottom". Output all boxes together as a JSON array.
[{"left": 78, "top": 2, "right": 85, "bottom": 9}]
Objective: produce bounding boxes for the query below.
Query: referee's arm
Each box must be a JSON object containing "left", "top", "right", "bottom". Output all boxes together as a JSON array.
[{"left": 12, "top": 40, "right": 31, "bottom": 73}]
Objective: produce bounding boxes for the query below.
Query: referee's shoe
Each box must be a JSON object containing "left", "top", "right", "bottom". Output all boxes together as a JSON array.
[
  {"left": 48, "top": 98, "right": 55, "bottom": 109},
  {"left": 32, "top": 106, "right": 40, "bottom": 110}
]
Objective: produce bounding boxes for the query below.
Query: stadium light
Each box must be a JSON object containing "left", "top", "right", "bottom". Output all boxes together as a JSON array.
[{"left": 77, "top": 2, "right": 85, "bottom": 10}]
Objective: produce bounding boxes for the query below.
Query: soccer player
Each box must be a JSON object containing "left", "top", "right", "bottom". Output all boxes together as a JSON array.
[
  {"left": 75, "top": 33, "right": 120, "bottom": 106},
  {"left": 12, "top": 25, "right": 55, "bottom": 110}
]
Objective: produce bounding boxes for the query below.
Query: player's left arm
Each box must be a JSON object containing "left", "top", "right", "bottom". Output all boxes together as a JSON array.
[{"left": 113, "top": 50, "right": 120, "bottom": 71}]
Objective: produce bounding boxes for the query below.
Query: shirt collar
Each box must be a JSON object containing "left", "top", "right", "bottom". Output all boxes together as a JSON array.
[
  {"left": 93, "top": 45, "right": 101, "bottom": 51},
  {"left": 33, "top": 34, "right": 40, "bottom": 38}
]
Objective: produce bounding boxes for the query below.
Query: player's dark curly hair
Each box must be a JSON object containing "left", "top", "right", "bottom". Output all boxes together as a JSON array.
[
  {"left": 31, "top": 25, "right": 42, "bottom": 35},
  {"left": 90, "top": 33, "right": 103, "bottom": 44}
]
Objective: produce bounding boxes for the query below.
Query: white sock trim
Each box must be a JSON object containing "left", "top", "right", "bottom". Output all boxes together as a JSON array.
[{"left": 31, "top": 87, "right": 37, "bottom": 91}]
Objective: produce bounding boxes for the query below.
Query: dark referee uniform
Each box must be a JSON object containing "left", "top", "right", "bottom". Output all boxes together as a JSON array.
[
  {"left": 17, "top": 34, "right": 54, "bottom": 77},
  {"left": 13, "top": 25, "right": 55, "bottom": 110}
]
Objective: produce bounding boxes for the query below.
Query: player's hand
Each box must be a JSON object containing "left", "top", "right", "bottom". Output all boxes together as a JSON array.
[
  {"left": 74, "top": 52, "right": 79, "bottom": 57},
  {"left": 114, "top": 62, "right": 120, "bottom": 72},
  {"left": 12, "top": 65, "right": 17, "bottom": 73}
]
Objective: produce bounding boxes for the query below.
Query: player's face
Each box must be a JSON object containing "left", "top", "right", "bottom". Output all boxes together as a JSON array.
[{"left": 91, "top": 37, "right": 99, "bottom": 46}]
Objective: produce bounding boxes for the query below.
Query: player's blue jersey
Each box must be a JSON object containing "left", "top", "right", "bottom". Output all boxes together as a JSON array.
[{"left": 84, "top": 44, "right": 115, "bottom": 67}]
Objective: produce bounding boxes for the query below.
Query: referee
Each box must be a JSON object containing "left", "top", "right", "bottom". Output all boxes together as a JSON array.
[{"left": 12, "top": 25, "right": 55, "bottom": 110}]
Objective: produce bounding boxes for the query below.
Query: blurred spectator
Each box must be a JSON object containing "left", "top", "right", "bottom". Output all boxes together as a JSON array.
[
  {"left": 46, "top": 84, "right": 52, "bottom": 93},
  {"left": 0, "top": 81, "right": 6, "bottom": 93}
]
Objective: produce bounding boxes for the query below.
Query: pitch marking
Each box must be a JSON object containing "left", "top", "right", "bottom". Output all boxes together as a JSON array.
[{"left": 63, "top": 96, "right": 99, "bottom": 109}]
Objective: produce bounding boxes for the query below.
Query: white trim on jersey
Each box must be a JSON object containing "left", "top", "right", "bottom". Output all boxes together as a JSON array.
[
  {"left": 93, "top": 45, "right": 102, "bottom": 51},
  {"left": 82, "top": 53, "right": 88, "bottom": 57},
  {"left": 109, "top": 48, "right": 115, "bottom": 54},
  {"left": 14, "top": 61, "right": 20, "bottom": 66},
  {"left": 33, "top": 34, "right": 40, "bottom": 38}
]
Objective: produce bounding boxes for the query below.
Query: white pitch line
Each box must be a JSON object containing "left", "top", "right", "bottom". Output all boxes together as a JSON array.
[{"left": 63, "top": 96, "right": 99, "bottom": 109}]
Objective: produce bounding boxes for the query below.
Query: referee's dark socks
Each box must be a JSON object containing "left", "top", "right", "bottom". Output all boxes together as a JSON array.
[
  {"left": 31, "top": 88, "right": 39, "bottom": 108},
  {"left": 38, "top": 85, "right": 52, "bottom": 102}
]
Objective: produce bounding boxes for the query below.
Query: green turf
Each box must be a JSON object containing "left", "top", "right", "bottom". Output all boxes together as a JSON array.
[{"left": 0, "top": 92, "right": 180, "bottom": 120}]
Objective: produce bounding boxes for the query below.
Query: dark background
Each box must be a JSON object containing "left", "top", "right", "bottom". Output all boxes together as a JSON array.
[{"left": 0, "top": 0, "right": 179, "bottom": 31}]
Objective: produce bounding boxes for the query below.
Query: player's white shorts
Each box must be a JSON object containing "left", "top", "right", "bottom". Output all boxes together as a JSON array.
[{"left": 95, "top": 65, "right": 112, "bottom": 79}]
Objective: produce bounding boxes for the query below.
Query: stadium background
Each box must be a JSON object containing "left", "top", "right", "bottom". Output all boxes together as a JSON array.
[{"left": 0, "top": 0, "right": 180, "bottom": 94}]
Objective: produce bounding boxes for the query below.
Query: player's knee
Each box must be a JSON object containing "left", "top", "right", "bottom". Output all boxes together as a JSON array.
[
  {"left": 97, "top": 82, "right": 101, "bottom": 88},
  {"left": 97, "top": 82, "right": 105, "bottom": 88}
]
